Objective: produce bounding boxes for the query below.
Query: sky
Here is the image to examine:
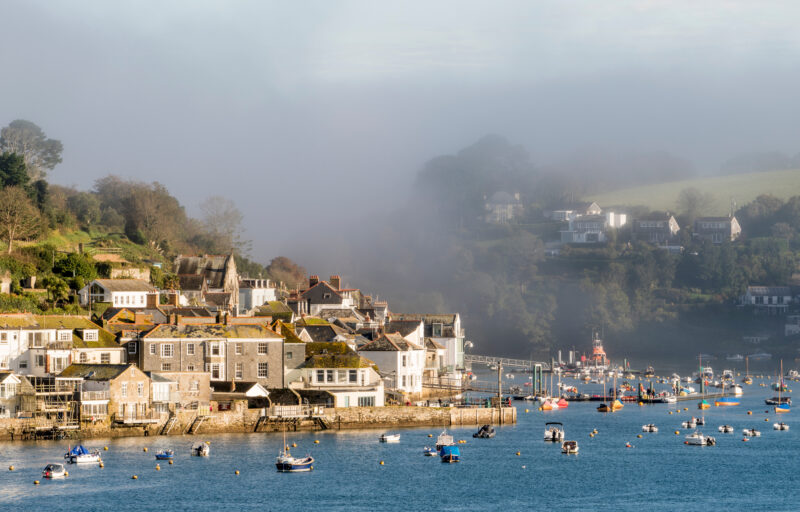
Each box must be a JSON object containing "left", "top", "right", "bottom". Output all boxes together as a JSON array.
[{"left": 2, "top": 0, "right": 800, "bottom": 265}]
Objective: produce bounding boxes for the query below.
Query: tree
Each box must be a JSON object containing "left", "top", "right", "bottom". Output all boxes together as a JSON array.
[
  {"left": 0, "top": 151, "right": 29, "bottom": 188},
  {"left": 0, "top": 187, "right": 42, "bottom": 253},
  {"left": 42, "top": 275, "right": 69, "bottom": 304},
  {"left": 199, "top": 195, "right": 250, "bottom": 254},
  {"left": 0, "top": 120, "right": 63, "bottom": 180},
  {"left": 266, "top": 256, "right": 306, "bottom": 288},
  {"left": 677, "top": 187, "right": 715, "bottom": 223}
]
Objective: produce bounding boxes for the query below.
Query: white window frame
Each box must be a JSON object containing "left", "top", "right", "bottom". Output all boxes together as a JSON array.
[
  {"left": 161, "top": 344, "right": 174, "bottom": 358},
  {"left": 257, "top": 343, "right": 268, "bottom": 355},
  {"left": 121, "top": 383, "right": 127, "bottom": 398},
  {"left": 187, "top": 343, "right": 195, "bottom": 356},
  {"left": 257, "top": 362, "right": 268, "bottom": 379},
  {"left": 235, "top": 362, "right": 243, "bottom": 380},
  {"left": 100, "top": 353, "right": 110, "bottom": 364},
  {"left": 149, "top": 344, "right": 156, "bottom": 355}
]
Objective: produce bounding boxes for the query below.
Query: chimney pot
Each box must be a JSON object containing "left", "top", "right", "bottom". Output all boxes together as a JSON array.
[{"left": 329, "top": 275, "right": 341, "bottom": 290}]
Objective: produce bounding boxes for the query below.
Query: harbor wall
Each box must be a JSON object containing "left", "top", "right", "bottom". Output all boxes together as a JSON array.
[{"left": 0, "top": 405, "right": 517, "bottom": 441}]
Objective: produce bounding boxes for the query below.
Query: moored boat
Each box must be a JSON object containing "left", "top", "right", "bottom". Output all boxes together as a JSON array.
[
  {"left": 439, "top": 445, "right": 460, "bottom": 463},
  {"left": 698, "top": 399, "right": 711, "bottom": 410},
  {"left": 276, "top": 453, "right": 314, "bottom": 472},
  {"left": 682, "top": 419, "right": 697, "bottom": 429},
  {"left": 774, "top": 422, "right": 790, "bottom": 431},
  {"left": 435, "top": 430, "right": 455, "bottom": 450},
  {"left": 718, "top": 425, "right": 734, "bottom": 433},
  {"left": 544, "top": 422, "right": 564, "bottom": 442},
  {"left": 714, "top": 396, "right": 740, "bottom": 407},
  {"left": 775, "top": 403, "right": 790, "bottom": 414},
  {"left": 561, "top": 440, "right": 579, "bottom": 454},
  {"left": 380, "top": 434, "right": 401, "bottom": 443},
  {"left": 64, "top": 444, "right": 102, "bottom": 464},
  {"left": 423, "top": 446, "right": 437, "bottom": 456},
  {"left": 42, "top": 463, "right": 67, "bottom": 479},
  {"left": 742, "top": 428, "right": 761, "bottom": 437},
  {"left": 642, "top": 424, "right": 658, "bottom": 432},
  {"left": 686, "top": 431, "right": 715, "bottom": 446},
  {"left": 155, "top": 450, "right": 174, "bottom": 460},
  {"left": 192, "top": 443, "right": 210, "bottom": 457},
  {"left": 473, "top": 425, "right": 495, "bottom": 439}
]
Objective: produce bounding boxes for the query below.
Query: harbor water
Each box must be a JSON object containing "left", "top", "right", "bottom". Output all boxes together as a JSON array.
[{"left": 1, "top": 375, "right": 796, "bottom": 511}]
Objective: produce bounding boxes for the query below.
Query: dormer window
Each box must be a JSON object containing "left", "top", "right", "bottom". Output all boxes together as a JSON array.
[
  {"left": 58, "top": 330, "right": 72, "bottom": 342},
  {"left": 323, "top": 293, "right": 332, "bottom": 299},
  {"left": 83, "top": 329, "right": 99, "bottom": 342}
]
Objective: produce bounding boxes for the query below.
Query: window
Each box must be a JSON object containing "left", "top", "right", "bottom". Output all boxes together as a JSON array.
[
  {"left": 28, "top": 332, "right": 43, "bottom": 347},
  {"left": 100, "top": 353, "right": 110, "bottom": 364},
  {"left": 286, "top": 352, "right": 292, "bottom": 360},
  {"left": 316, "top": 370, "right": 325, "bottom": 383},
  {"left": 323, "top": 293, "right": 332, "bottom": 299},
  {"left": 432, "top": 323, "right": 443, "bottom": 337},
  {"left": 257, "top": 343, "right": 268, "bottom": 355},
  {"left": 207, "top": 363, "right": 221, "bottom": 380},
  {"left": 402, "top": 375, "right": 407, "bottom": 387},
  {"left": 149, "top": 344, "right": 156, "bottom": 355},
  {"left": 161, "top": 344, "right": 174, "bottom": 358},
  {"left": 18, "top": 360, "right": 27, "bottom": 369},
  {"left": 190, "top": 380, "right": 199, "bottom": 391},
  {"left": 358, "top": 396, "right": 375, "bottom": 407},
  {"left": 161, "top": 363, "right": 172, "bottom": 371},
  {"left": 187, "top": 364, "right": 195, "bottom": 371},
  {"left": 0, "top": 332, "right": 6, "bottom": 342},
  {"left": 187, "top": 343, "right": 195, "bottom": 356},
  {"left": 83, "top": 330, "right": 98, "bottom": 341},
  {"left": 58, "top": 330, "right": 71, "bottom": 341},
  {"left": 326, "top": 369, "right": 333, "bottom": 382},
  {"left": 235, "top": 343, "right": 243, "bottom": 355},
  {"left": 210, "top": 342, "right": 221, "bottom": 356},
  {"left": 121, "top": 383, "right": 127, "bottom": 398},
  {"left": 137, "top": 383, "right": 144, "bottom": 397},
  {"left": 36, "top": 355, "right": 45, "bottom": 367},
  {"left": 349, "top": 370, "right": 357, "bottom": 383},
  {"left": 402, "top": 355, "right": 407, "bottom": 367},
  {"left": 128, "top": 343, "right": 137, "bottom": 354},
  {"left": 258, "top": 363, "right": 268, "bottom": 379},
  {"left": 79, "top": 353, "right": 88, "bottom": 363},
  {"left": 337, "top": 370, "right": 347, "bottom": 382},
  {"left": 235, "top": 362, "right": 243, "bottom": 379}
]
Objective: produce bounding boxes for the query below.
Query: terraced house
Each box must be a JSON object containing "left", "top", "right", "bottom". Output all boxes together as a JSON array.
[
  {"left": 139, "top": 322, "right": 284, "bottom": 387},
  {"left": 0, "top": 314, "right": 123, "bottom": 377}
]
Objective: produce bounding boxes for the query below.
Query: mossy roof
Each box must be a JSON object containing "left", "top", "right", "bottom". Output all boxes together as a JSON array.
[
  {"left": 302, "top": 342, "right": 376, "bottom": 369},
  {"left": 295, "top": 316, "right": 330, "bottom": 326},
  {"left": 144, "top": 323, "right": 283, "bottom": 339},
  {"left": 271, "top": 320, "right": 304, "bottom": 344},
  {"left": 360, "top": 333, "right": 423, "bottom": 352},
  {"left": 0, "top": 314, "right": 119, "bottom": 349}
]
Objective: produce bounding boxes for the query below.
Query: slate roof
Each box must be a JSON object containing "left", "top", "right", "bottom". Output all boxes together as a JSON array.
[
  {"left": 746, "top": 286, "right": 791, "bottom": 296},
  {"left": 298, "top": 324, "right": 348, "bottom": 342},
  {"left": 92, "top": 279, "right": 156, "bottom": 292},
  {"left": 143, "top": 323, "right": 282, "bottom": 339},
  {"left": 174, "top": 254, "right": 233, "bottom": 290},
  {"left": 59, "top": 363, "right": 134, "bottom": 380},
  {"left": 391, "top": 313, "right": 457, "bottom": 325},
  {"left": 359, "top": 333, "right": 423, "bottom": 352},
  {"left": 383, "top": 320, "right": 422, "bottom": 337},
  {"left": 425, "top": 338, "right": 445, "bottom": 350}
]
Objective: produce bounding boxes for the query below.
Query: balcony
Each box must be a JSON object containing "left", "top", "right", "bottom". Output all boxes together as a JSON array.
[{"left": 81, "top": 390, "right": 110, "bottom": 401}]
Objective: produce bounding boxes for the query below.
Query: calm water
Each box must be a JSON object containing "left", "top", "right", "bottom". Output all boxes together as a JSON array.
[{"left": 1, "top": 375, "right": 796, "bottom": 511}]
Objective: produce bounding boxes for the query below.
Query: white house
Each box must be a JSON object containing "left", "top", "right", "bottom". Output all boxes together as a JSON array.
[
  {"left": 358, "top": 333, "right": 425, "bottom": 395},
  {"left": 238, "top": 278, "right": 279, "bottom": 314},
  {"left": 79, "top": 279, "right": 157, "bottom": 308},
  {"left": 0, "top": 371, "right": 31, "bottom": 418},
  {"left": 391, "top": 314, "right": 465, "bottom": 378}
]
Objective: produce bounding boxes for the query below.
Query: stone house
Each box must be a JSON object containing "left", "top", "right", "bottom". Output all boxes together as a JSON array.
[
  {"left": 139, "top": 322, "right": 284, "bottom": 387},
  {"left": 632, "top": 215, "right": 680, "bottom": 244},
  {"left": 174, "top": 253, "right": 239, "bottom": 311},
  {"left": 60, "top": 363, "right": 154, "bottom": 423},
  {"left": 157, "top": 371, "right": 212, "bottom": 412},
  {"left": 693, "top": 216, "right": 742, "bottom": 244}
]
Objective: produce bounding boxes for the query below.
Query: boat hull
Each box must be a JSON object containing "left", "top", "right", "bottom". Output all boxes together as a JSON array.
[
  {"left": 439, "top": 446, "right": 460, "bottom": 463},
  {"left": 276, "top": 456, "right": 314, "bottom": 472},
  {"left": 714, "top": 398, "right": 740, "bottom": 406}
]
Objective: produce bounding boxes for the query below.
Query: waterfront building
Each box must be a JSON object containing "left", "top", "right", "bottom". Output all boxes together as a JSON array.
[
  {"left": 389, "top": 314, "right": 465, "bottom": 378},
  {"left": 358, "top": 333, "right": 425, "bottom": 396},
  {"left": 740, "top": 286, "right": 793, "bottom": 315},
  {"left": 61, "top": 363, "right": 154, "bottom": 424},
  {"left": 0, "top": 371, "right": 34, "bottom": 418}
]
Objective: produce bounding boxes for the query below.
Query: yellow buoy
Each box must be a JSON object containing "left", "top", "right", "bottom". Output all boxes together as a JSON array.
[
  {"left": 104, "top": 446, "right": 108, "bottom": 451},
  {"left": 292, "top": 443, "right": 297, "bottom": 448},
  {"left": 675, "top": 431, "right": 680, "bottom": 435},
  {"left": 132, "top": 475, "right": 138, "bottom": 480},
  {"left": 765, "top": 418, "right": 770, "bottom": 422},
  {"left": 525, "top": 409, "right": 529, "bottom": 413},
  {"left": 748, "top": 411, "right": 752, "bottom": 415},
  {"left": 638, "top": 402, "right": 644, "bottom": 406},
  {"left": 637, "top": 434, "right": 642, "bottom": 438},
  {"left": 168, "top": 460, "right": 173, "bottom": 465},
  {"left": 538, "top": 407, "right": 542, "bottom": 411},
  {"left": 64, "top": 471, "right": 68, "bottom": 477},
  {"left": 8, "top": 466, "right": 14, "bottom": 471},
  {"left": 590, "top": 433, "right": 594, "bottom": 437},
  {"left": 314, "top": 440, "right": 320, "bottom": 444},
  {"left": 515, "top": 451, "right": 521, "bottom": 456},
  {"left": 669, "top": 411, "right": 673, "bottom": 415},
  {"left": 155, "top": 465, "right": 160, "bottom": 471},
  {"left": 428, "top": 434, "right": 433, "bottom": 438},
  {"left": 34, "top": 480, "right": 39, "bottom": 485},
  {"left": 684, "top": 407, "right": 688, "bottom": 411},
  {"left": 379, "top": 460, "right": 384, "bottom": 465},
  {"left": 99, "top": 462, "right": 104, "bottom": 468},
  {"left": 235, "top": 470, "right": 240, "bottom": 475},
  {"left": 143, "top": 447, "right": 148, "bottom": 452}
]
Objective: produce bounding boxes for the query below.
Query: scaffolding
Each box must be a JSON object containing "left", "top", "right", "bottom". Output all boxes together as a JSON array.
[{"left": 22, "top": 376, "right": 81, "bottom": 439}]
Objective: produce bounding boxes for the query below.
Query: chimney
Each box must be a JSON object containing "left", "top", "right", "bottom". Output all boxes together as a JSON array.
[
  {"left": 329, "top": 275, "right": 340, "bottom": 290},
  {"left": 309, "top": 275, "right": 319, "bottom": 287},
  {"left": 169, "top": 313, "right": 177, "bottom": 325},
  {"left": 134, "top": 312, "right": 146, "bottom": 324},
  {"left": 146, "top": 292, "right": 158, "bottom": 309}
]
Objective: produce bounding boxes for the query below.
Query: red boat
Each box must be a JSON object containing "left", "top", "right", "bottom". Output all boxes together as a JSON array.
[{"left": 556, "top": 398, "right": 569, "bottom": 408}]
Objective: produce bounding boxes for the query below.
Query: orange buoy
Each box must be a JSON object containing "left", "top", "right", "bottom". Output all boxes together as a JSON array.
[{"left": 235, "top": 470, "right": 240, "bottom": 475}]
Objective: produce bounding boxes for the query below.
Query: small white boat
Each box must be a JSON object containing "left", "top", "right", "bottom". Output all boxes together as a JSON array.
[
  {"left": 42, "top": 463, "right": 67, "bottom": 479},
  {"left": 742, "top": 428, "right": 761, "bottom": 437},
  {"left": 686, "top": 431, "right": 715, "bottom": 446},
  {"left": 544, "top": 422, "right": 565, "bottom": 442},
  {"left": 192, "top": 443, "right": 210, "bottom": 456},
  {"left": 774, "top": 422, "right": 790, "bottom": 431},
  {"left": 64, "top": 445, "right": 102, "bottom": 464},
  {"left": 380, "top": 434, "right": 401, "bottom": 443},
  {"left": 642, "top": 424, "right": 658, "bottom": 433},
  {"left": 732, "top": 385, "right": 743, "bottom": 397},
  {"left": 718, "top": 425, "right": 734, "bottom": 433},
  {"left": 423, "top": 446, "right": 437, "bottom": 456},
  {"left": 561, "top": 440, "right": 579, "bottom": 454},
  {"left": 682, "top": 420, "right": 697, "bottom": 429}
]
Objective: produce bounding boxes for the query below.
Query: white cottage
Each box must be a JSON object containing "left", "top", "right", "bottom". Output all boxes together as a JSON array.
[
  {"left": 79, "top": 279, "right": 157, "bottom": 308},
  {"left": 358, "top": 333, "right": 425, "bottom": 395}
]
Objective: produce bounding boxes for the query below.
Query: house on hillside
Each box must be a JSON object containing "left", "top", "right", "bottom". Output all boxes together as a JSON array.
[
  {"left": 358, "top": 333, "right": 425, "bottom": 395},
  {"left": 693, "top": 216, "right": 742, "bottom": 244},
  {"left": 632, "top": 215, "right": 680, "bottom": 244},
  {"left": 547, "top": 202, "right": 602, "bottom": 222},
  {"left": 238, "top": 278, "right": 279, "bottom": 315},
  {"left": 740, "top": 286, "right": 793, "bottom": 315},
  {"left": 78, "top": 279, "right": 157, "bottom": 308},
  {"left": 390, "top": 314, "right": 465, "bottom": 378},
  {"left": 485, "top": 191, "right": 524, "bottom": 224},
  {"left": 174, "top": 254, "right": 239, "bottom": 311}
]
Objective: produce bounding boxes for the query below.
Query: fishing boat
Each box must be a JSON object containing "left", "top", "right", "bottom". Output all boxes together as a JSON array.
[
  {"left": 544, "top": 422, "right": 564, "bottom": 442},
  {"left": 380, "top": 434, "right": 401, "bottom": 443},
  {"left": 685, "top": 431, "right": 715, "bottom": 446},
  {"left": 64, "top": 444, "right": 102, "bottom": 464},
  {"left": 423, "top": 446, "right": 438, "bottom": 456},
  {"left": 191, "top": 443, "right": 210, "bottom": 457},
  {"left": 698, "top": 399, "right": 711, "bottom": 410},
  {"left": 642, "top": 424, "right": 658, "bottom": 433},
  {"left": 439, "top": 445, "right": 460, "bottom": 463},
  {"left": 742, "top": 428, "right": 761, "bottom": 437},
  {"left": 155, "top": 449, "right": 174, "bottom": 460},
  {"left": 766, "top": 396, "right": 792, "bottom": 405},
  {"left": 42, "top": 463, "right": 67, "bottom": 479},
  {"left": 774, "top": 422, "right": 790, "bottom": 431},
  {"left": 714, "top": 377, "right": 740, "bottom": 406},
  {"left": 473, "top": 425, "right": 495, "bottom": 438},
  {"left": 275, "top": 429, "right": 313, "bottom": 472},
  {"left": 644, "top": 366, "right": 655, "bottom": 378},
  {"left": 718, "top": 425, "right": 734, "bottom": 433},
  {"left": 597, "top": 372, "right": 624, "bottom": 412},
  {"left": 435, "top": 430, "right": 455, "bottom": 450},
  {"left": 682, "top": 419, "right": 697, "bottom": 429},
  {"left": 561, "top": 440, "right": 579, "bottom": 454}
]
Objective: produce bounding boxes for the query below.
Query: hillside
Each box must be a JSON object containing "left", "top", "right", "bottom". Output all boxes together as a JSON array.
[{"left": 587, "top": 168, "right": 800, "bottom": 214}]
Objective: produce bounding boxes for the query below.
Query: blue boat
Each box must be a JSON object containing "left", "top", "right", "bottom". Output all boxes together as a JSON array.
[
  {"left": 423, "top": 446, "right": 437, "bottom": 456},
  {"left": 155, "top": 450, "right": 174, "bottom": 460},
  {"left": 714, "top": 396, "right": 740, "bottom": 406},
  {"left": 439, "top": 445, "right": 460, "bottom": 463}
]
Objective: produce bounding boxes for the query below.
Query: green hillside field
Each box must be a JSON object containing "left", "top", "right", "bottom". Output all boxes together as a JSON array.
[{"left": 587, "top": 168, "right": 800, "bottom": 214}]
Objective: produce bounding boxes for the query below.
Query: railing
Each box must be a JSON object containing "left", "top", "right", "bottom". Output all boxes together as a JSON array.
[
  {"left": 81, "top": 391, "right": 110, "bottom": 401},
  {"left": 463, "top": 354, "right": 550, "bottom": 370},
  {"left": 34, "top": 384, "right": 80, "bottom": 394},
  {"left": 267, "top": 405, "right": 323, "bottom": 418},
  {"left": 112, "top": 411, "right": 161, "bottom": 423}
]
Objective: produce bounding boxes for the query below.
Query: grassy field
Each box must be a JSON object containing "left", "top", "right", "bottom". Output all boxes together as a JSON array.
[{"left": 587, "top": 168, "right": 800, "bottom": 214}]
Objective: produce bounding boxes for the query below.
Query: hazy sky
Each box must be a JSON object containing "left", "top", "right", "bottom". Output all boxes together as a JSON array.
[{"left": 2, "top": 0, "right": 800, "bottom": 264}]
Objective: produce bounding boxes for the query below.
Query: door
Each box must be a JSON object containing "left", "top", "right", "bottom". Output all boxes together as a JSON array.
[{"left": 344, "top": 396, "right": 350, "bottom": 408}]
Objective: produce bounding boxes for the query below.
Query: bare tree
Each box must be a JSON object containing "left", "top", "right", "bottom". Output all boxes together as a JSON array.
[
  {"left": 200, "top": 195, "right": 250, "bottom": 254},
  {"left": 0, "top": 120, "right": 63, "bottom": 180},
  {"left": 0, "top": 186, "right": 42, "bottom": 253}
]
